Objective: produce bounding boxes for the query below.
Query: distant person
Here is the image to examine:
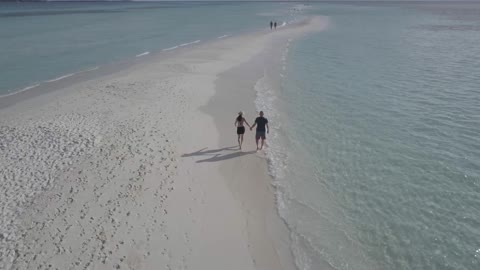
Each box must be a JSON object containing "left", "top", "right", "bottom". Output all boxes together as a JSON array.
[
  {"left": 235, "top": 111, "right": 250, "bottom": 150},
  {"left": 270, "top": 21, "right": 273, "bottom": 30},
  {"left": 250, "top": 111, "right": 269, "bottom": 151},
  {"left": 274, "top": 21, "right": 277, "bottom": 29}
]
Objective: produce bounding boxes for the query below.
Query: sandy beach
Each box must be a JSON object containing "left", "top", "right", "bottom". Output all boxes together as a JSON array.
[{"left": 0, "top": 16, "right": 328, "bottom": 270}]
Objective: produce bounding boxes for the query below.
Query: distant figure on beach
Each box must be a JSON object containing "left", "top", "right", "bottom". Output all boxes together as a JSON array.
[
  {"left": 235, "top": 111, "right": 250, "bottom": 150},
  {"left": 250, "top": 111, "right": 269, "bottom": 151},
  {"left": 270, "top": 21, "right": 273, "bottom": 30},
  {"left": 274, "top": 21, "right": 277, "bottom": 29}
]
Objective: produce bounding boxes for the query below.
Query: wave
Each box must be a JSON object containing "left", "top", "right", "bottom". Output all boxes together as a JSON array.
[
  {"left": 253, "top": 75, "right": 286, "bottom": 180},
  {"left": 83, "top": 66, "right": 99, "bottom": 72},
  {"left": 0, "top": 66, "right": 100, "bottom": 99},
  {"left": 45, "top": 73, "right": 74, "bottom": 83},
  {"left": 162, "top": 45, "right": 178, "bottom": 52},
  {"left": 136, "top": 51, "right": 150, "bottom": 57},
  {"left": 163, "top": 40, "right": 201, "bottom": 51},
  {"left": 253, "top": 35, "right": 340, "bottom": 270},
  {"left": 1, "top": 33, "right": 224, "bottom": 100},
  {"left": 179, "top": 40, "right": 201, "bottom": 47},
  {"left": 0, "top": 84, "right": 40, "bottom": 98}
]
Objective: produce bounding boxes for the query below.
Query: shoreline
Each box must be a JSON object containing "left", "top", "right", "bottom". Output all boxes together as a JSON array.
[
  {"left": 0, "top": 17, "right": 328, "bottom": 269},
  {"left": 204, "top": 49, "right": 295, "bottom": 270},
  {"left": 0, "top": 35, "right": 226, "bottom": 110},
  {"left": 0, "top": 27, "right": 235, "bottom": 103},
  {"left": 193, "top": 16, "right": 329, "bottom": 270}
]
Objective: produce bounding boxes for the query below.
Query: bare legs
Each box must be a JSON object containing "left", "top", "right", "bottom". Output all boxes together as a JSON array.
[
  {"left": 255, "top": 136, "right": 265, "bottom": 151},
  {"left": 238, "top": 134, "right": 244, "bottom": 150}
]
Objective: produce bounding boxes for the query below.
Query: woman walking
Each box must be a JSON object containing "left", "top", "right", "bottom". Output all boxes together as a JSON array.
[{"left": 235, "top": 111, "right": 250, "bottom": 150}]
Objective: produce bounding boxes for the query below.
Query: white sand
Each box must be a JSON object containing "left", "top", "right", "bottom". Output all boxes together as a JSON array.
[{"left": 0, "top": 17, "right": 328, "bottom": 269}]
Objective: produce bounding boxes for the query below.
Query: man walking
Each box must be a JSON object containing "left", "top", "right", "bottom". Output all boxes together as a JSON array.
[
  {"left": 270, "top": 21, "right": 273, "bottom": 30},
  {"left": 250, "top": 111, "right": 269, "bottom": 151}
]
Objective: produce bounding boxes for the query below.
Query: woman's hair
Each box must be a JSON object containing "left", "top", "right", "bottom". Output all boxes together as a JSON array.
[{"left": 236, "top": 112, "right": 243, "bottom": 122}]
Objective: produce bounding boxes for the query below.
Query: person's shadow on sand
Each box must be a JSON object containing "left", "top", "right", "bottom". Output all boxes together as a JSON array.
[
  {"left": 181, "top": 146, "right": 256, "bottom": 163},
  {"left": 196, "top": 150, "right": 256, "bottom": 163},
  {"left": 181, "top": 146, "right": 237, "bottom": 157}
]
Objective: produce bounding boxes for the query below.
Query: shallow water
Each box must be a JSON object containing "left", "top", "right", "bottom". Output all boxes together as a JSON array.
[
  {"left": 265, "top": 2, "right": 480, "bottom": 269},
  {"left": 0, "top": 1, "right": 291, "bottom": 95}
]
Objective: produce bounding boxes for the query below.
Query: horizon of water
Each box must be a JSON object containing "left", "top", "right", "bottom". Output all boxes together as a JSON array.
[
  {"left": 259, "top": 2, "right": 480, "bottom": 269},
  {"left": 0, "top": 1, "right": 295, "bottom": 97}
]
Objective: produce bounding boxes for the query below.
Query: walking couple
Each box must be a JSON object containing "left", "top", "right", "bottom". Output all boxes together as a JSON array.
[{"left": 235, "top": 111, "right": 269, "bottom": 151}]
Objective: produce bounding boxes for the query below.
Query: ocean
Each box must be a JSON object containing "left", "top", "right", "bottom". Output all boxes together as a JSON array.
[
  {"left": 0, "top": 1, "right": 292, "bottom": 96},
  {"left": 261, "top": 2, "right": 480, "bottom": 270},
  {"left": 1, "top": 1, "right": 479, "bottom": 270}
]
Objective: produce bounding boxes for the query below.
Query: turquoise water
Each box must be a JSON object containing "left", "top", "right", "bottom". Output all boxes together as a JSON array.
[
  {"left": 3, "top": 2, "right": 480, "bottom": 270},
  {"left": 271, "top": 2, "right": 480, "bottom": 269},
  {"left": 0, "top": 1, "right": 288, "bottom": 95}
]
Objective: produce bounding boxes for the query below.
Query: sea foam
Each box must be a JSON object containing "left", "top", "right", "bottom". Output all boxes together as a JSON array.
[
  {"left": 45, "top": 73, "right": 75, "bottom": 83},
  {"left": 136, "top": 51, "right": 150, "bottom": 57}
]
